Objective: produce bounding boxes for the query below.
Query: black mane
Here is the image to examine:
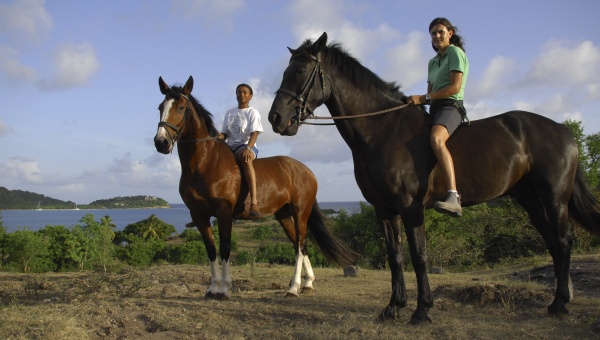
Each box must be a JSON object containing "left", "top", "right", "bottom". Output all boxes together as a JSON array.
[
  {"left": 169, "top": 86, "right": 219, "bottom": 137},
  {"left": 297, "top": 39, "right": 405, "bottom": 101}
]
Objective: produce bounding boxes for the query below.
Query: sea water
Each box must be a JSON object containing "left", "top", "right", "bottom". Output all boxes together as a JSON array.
[{"left": 1, "top": 201, "right": 364, "bottom": 234}]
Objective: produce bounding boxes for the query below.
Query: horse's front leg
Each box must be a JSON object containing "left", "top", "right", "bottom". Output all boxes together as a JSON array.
[
  {"left": 196, "top": 219, "right": 221, "bottom": 299},
  {"left": 403, "top": 209, "right": 433, "bottom": 324},
  {"left": 214, "top": 213, "right": 233, "bottom": 300},
  {"left": 378, "top": 213, "right": 408, "bottom": 321}
]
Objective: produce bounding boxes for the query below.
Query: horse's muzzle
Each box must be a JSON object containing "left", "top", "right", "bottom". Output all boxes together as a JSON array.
[
  {"left": 268, "top": 110, "right": 284, "bottom": 133},
  {"left": 154, "top": 136, "right": 173, "bottom": 154}
]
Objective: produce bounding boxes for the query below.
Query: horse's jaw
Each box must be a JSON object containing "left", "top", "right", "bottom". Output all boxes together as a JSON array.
[{"left": 268, "top": 112, "right": 300, "bottom": 136}]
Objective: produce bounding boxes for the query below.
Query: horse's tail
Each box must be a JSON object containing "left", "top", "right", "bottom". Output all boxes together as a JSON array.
[
  {"left": 307, "top": 201, "right": 358, "bottom": 267},
  {"left": 569, "top": 166, "right": 600, "bottom": 235}
]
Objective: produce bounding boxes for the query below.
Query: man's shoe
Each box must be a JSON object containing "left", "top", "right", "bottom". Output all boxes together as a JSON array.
[
  {"left": 433, "top": 191, "right": 462, "bottom": 217},
  {"left": 249, "top": 203, "right": 261, "bottom": 218}
]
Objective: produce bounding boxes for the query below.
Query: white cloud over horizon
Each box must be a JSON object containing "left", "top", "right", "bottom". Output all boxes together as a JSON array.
[{"left": 1, "top": 0, "right": 599, "bottom": 204}]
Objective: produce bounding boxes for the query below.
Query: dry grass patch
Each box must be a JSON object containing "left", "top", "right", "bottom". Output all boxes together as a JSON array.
[{"left": 0, "top": 256, "right": 598, "bottom": 339}]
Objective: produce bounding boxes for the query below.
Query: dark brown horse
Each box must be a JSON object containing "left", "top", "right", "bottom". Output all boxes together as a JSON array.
[
  {"left": 268, "top": 32, "right": 600, "bottom": 323},
  {"left": 154, "top": 75, "right": 355, "bottom": 299}
]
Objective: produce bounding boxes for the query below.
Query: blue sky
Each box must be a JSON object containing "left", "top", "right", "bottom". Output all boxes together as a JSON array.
[{"left": 1, "top": 0, "right": 599, "bottom": 204}]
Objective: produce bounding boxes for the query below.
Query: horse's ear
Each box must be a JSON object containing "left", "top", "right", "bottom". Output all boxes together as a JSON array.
[
  {"left": 287, "top": 47, "right": 296, "bottom": 55},
  {"left": 311, "top": 32, "right": 328, "bottom": 54},
  {"left": 183, "top": 75, "right": 194, "bottom": 95},
  {"left": 159, "top": 76, "right": 170, "bottom": 95}
]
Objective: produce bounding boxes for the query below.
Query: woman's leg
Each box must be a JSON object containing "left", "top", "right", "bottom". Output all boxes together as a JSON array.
[
  {"left": 430, "top": 125, "right": 461, "bottom": 216},
  {"left": 430, "top": 125, "right": 456, "bottom": 191}
]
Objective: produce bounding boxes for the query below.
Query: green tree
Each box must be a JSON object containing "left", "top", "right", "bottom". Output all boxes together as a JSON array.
[
  {"left": 585, "top": 132, "right": 600, "bottom": 190},
  {"left": 74, "top": 214, "right": 117, "bottom": 271},
  {"left": 332, "top": 203, "right": 387, "bottom": 269},
  {"left": 0, "top": 213, "right": 6, "bottom": 268},
  {"left": 115, "top": 236, "right": 165, "bottom": 266},
  {"left": 38, "top": 225, "right": 82, "bottom": 271},
  {"left": 123, "top": 214, "right": 176, "bottom": 241},
  {"left": 4, "top": 230, "right": 51, "bottom": 272},
  {"left": 563, "top": 119, "right": 600, "bottom": 188}
]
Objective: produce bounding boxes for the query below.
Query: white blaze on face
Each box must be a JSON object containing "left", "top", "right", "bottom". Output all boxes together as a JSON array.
[{"left": 156, "top": 98, "right": 174, "bottom": 139}]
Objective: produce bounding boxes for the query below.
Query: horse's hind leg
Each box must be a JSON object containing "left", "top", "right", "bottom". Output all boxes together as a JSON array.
[
  {"left": 301, "top": 253, "right": 316, "bottom": 293},
  {"left": 512, "top": 181, "right": 573, "bottom": 316},
  {"left": 275, "top": 210, "right": 306, "bottom": 297}
]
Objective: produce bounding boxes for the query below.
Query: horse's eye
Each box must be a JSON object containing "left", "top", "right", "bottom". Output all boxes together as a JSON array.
[
  {"left": 297, "top": 68, "right": 306, "bottom": 74},
  {"left": 179, "top": 106, "right": 185, "bottom": 112}
]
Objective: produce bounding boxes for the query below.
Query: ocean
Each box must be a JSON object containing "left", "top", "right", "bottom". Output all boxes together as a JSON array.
[{"left": 1, "top": 201, "right": 364, "bottom": 234}]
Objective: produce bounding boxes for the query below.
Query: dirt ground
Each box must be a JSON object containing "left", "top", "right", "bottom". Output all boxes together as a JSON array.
[{"left": 0, "top": 254, "right": 599, "bottom": 339}]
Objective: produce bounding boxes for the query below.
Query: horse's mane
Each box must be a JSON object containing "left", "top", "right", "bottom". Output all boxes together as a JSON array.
[
  {"left": 168, "top": 86, "right": 219, "bottom": 137},
  {"left": 297, "top": 39, "right": 405, "bottom": 101}
]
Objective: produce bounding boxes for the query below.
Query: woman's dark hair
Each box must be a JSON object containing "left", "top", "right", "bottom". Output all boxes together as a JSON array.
[
  {"left": 429, "top": 17, "right": 465, "bottom": 53},
  {"left": 236, "top": 83, "right": 253, "bottom": 95}
]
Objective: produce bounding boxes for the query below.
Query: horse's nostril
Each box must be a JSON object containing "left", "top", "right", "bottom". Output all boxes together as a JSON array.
[
  {"left": 154, "top": 137, "right": 169, "bottom": 152},
  {"left": 269, "top": 112, "right": 280, "bottom": 126}
]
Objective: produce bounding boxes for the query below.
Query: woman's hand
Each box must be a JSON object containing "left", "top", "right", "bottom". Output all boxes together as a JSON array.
[{"left": 407, "top": 95, "right": 427, "bottom": 105}]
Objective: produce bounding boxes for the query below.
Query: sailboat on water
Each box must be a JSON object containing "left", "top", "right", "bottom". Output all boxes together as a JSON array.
[{"left": 35, "top": 201, "right": 42, "bottom": 211}]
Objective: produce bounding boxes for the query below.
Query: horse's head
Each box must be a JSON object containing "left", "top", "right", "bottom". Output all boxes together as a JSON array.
[
  {"left": 154, "top": 76, "right": 194, "bottom": 154},
  {"left": 269, "top": 32, "right": 329, "bottom": 136}
]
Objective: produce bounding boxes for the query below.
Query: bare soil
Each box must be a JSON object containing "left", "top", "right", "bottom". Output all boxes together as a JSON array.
[{"left": 0, "top": 254, "right": 599, "bottom": 339}]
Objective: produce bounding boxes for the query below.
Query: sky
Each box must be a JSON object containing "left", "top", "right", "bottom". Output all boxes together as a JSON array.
[{"left": 1, "top": 0, "right": 600, "bottom": 205}]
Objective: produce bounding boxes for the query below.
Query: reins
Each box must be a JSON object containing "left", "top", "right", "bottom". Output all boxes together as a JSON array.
[
  {"left": 276, "top": 51, "right": 410, "bottom": 126},
  {"left": 178, "top": 137, "right": 220, "bottom": 143},
  {"left": 158, "top": 93, "right": 221, "bottom": 144},
  {"left": 301, "top": 103, "right": 410, "bottom": 126}
]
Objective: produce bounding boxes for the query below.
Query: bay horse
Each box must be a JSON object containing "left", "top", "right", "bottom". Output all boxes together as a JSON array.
[
  {"left": 268, "top": 32, "right": 600, "bottom": 323},
  {"left": 153, "top": 75, "right": 356, "bottom": 299}
]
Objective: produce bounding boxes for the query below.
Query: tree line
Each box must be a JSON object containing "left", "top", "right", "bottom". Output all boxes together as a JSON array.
[{"left": 0, "top": 120, "right": 598, "bottom": 273}]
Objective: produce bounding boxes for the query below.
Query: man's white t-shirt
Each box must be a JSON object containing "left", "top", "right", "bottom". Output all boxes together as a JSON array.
[{"left": 221, "top": 107, "right": 263, "bottom": 149}]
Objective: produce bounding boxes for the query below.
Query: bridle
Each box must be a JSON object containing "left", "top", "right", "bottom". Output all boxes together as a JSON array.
[
  {"left": 275, "top": 51, "right": 325, "bottom": 128},
  {"left": 157, "top": 93, "right": 218, "bottom": 146},
  {"left": 275, "top": 51, "right": 409, "bottom": 127}
]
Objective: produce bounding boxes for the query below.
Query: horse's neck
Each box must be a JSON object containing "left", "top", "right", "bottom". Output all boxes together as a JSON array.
[
  {"left": 325, "top": 82, "right": 408, "bottom": 145},
  {"left": 176, "top": 117, "right": 225, "bottom": 169}
]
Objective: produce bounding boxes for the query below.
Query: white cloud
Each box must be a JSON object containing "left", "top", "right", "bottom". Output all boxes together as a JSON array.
[
  {"left": 529, "top": 40, "right": 600, "bottom": 86},
  {"left": 0, "top": 119, "right": 12, "bottom": 137},
  {"left": 288, "top": 0, "right": 345, "bottom": 44},
  {"left": 0, "top": 0, "right": 53, "bottom": 43},
  {"left": 471, "top": 56, "right": 517, "bottom": 98},
  {"left": 170, "top": 0, "right": 245, "bottom": 30},
  {"left": 2, "top": 156, "right": 43, "bottom": 183},
  {"left": 383, "top": 31, "right": 428, "bottom": 90},
  {"left": 37, "top": 42, "right": 100, "bottom": 91},
  {"left": 0, "top": 44, "right": 36, "bottom": 84}
]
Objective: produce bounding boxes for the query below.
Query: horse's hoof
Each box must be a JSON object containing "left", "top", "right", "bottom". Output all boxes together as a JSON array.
[
  {"left": 377, "top": 306, "right": 400, "bottom": 322},
  {"left": 204, "top": 291, "right": 216, "bottom": 299},
  {"left": 301, "top": 287, "right": 314, "bottom": 294},
  {"left": 410, "top": 315, "right": 432, "bottom": 325},
  {"left": 285, "top": 292, "right": 300, "bottom": 298},
  {"left": 215, "top": 293, "right": 230, "bottom": 301},
  {"left": 547, "top": 303, "right": 569, "bottom": 318}
]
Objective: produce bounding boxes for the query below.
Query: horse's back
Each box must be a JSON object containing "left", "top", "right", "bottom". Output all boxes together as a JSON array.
[
  {"left": 446, "top": 110, "right": 578, "bottom": 203},
  {"left": 254, "top": 155, "right": 318, "bottom": 191}
]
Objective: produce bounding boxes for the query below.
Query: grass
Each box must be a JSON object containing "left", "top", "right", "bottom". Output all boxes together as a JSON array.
[{"left": 0, "top": 256, "right": 599, "bottom": 339}]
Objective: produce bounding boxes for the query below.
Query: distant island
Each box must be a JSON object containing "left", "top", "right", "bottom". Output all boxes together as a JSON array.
[{"left": 0, "top": 187, "right": 171, "bottom": 210}]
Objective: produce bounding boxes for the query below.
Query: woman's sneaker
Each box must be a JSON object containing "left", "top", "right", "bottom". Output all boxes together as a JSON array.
[{"left": 433, "top": 191, "right": 462, "bottom": 217}]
